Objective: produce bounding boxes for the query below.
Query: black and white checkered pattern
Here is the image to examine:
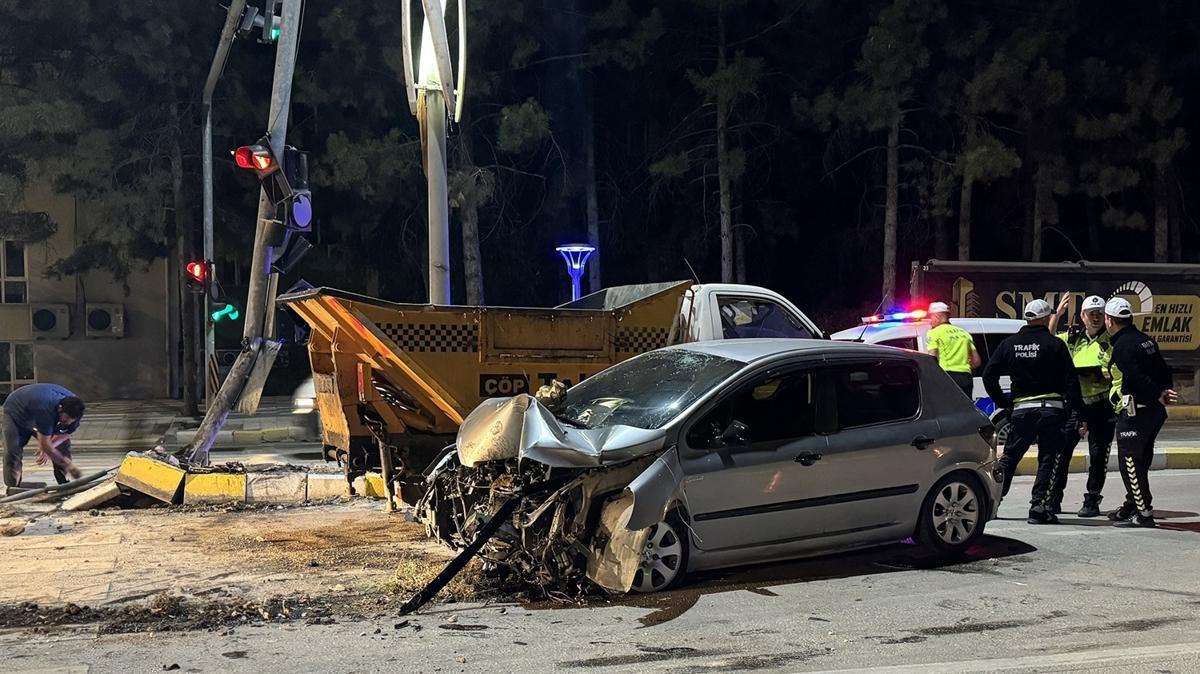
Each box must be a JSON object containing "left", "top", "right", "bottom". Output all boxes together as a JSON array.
[
  {"left": 615, "top": 326, "right": 670, "bottom": 353},
  {"left": 378, "top": 323, "right": 479, "bottom": 353}
]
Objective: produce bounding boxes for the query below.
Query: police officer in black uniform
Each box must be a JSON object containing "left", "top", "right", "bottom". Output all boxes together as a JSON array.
[
  {"left": 1104, "top": 297, "right": 1177, "bottom": 528},
  {"left": 983, "top": 299, "right": 1083, "bottom": 524}
]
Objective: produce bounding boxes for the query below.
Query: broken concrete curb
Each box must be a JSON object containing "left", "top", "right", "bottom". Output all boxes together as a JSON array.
[{"left": 63, "top": 480, "right": 123, "bottom": 511}]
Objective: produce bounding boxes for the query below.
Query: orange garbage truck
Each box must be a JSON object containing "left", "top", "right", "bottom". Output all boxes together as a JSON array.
[{"left": 278, "top": 282, "right": 823, "bottom": 502}]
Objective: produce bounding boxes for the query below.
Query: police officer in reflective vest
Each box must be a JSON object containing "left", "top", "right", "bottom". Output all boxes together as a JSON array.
[
  {"left": 1104, "top": 297, "right": 1177, "bottom": 528},
  {"left": 1047, "top": 294, "right": 1116, "bottom": 517},
  {"left": 983, "top": 299, "right": 1083, "bottom": 524},
  {"left": 925, "top": 302, "right": 982, "bottom": 399}
]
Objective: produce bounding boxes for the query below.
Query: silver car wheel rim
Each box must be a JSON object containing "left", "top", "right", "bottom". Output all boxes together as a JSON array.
[
  {"left": 995, "top": 421, "right": 1010, "bottom": 448},
  {"left": 632, "top": 521, "right": 683, "bottom": 593},
  {"left": 931, "top": 482, "right": 980, "bottom": 545}
]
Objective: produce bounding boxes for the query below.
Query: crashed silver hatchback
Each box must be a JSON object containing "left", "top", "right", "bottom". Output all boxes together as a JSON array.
[{"left": 413, "top": 339, "right": 1002, "bottom": 595}]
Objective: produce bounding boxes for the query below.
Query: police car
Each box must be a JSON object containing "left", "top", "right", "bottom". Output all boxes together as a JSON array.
[{"left": 831, "top": 309, "right": 1025, "bottom": 443}]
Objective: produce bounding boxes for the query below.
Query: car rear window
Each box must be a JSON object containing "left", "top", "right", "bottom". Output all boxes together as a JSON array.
[{"left": 831, "top": 361, "right": 920, "bottom": 429}]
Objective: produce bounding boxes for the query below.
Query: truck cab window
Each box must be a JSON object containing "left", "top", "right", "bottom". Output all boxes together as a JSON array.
[
  {"left": 718, "top": 297, "right": 814, "bottom": 340},
  {"left": 879, "top": 337, "right": 918, "bottom": 351}
]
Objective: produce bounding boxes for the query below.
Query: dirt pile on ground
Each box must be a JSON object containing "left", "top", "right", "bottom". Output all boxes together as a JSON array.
[
  {"left": 0, "top": 594, "right": 337, "bottom": 634},
  {"left": 194, "top": 509, "right": 437, "bottom": 574}
]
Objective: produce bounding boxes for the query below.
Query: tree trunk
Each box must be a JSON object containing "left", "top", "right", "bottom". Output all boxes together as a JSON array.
[
  {"left": 1169, "top": 166, "right": 1183, "bottom": 262},
  {"left": 1031, "top": 169, "right": 1047, "bottom": 262},
  {"left": 170, "top": 115, "right": 199, "bottom": 418},
  {"left": 882, "top": 115, "right": 899, "bottom": 307},
  {"left": 1021, "top": 168, "right": 1035, "bottom": 260},
  {"left": 934, "top": 212, "right": 951, "bottom": 260},
  {"left": 957, "top": 177, "right": 972, "bottom": 261},
  {"left": 1154, "top": 161, "right": 1169, "bottom": 263},
  {"left": 716, "top": 7, "right": 734, "bottom": 284},
  {"left": 585, "top": 122, "right": 601, "bottom": 294},
  {"left": 455, "top": 110, "right": 485, "bottom": 305},
  {"left": 1086, "top": 198, "right": 1101, "bottom": 260},
  {"left": 461, "top": 189, "right": 484, "bottom": 305}
]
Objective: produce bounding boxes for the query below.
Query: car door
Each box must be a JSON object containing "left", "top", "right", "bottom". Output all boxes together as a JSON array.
[
  {"left": 678, "top": 365, "right": 833, "bottom": 552},
  {"left": 812, "top": 358, "right": 939, "bottom": 538}
]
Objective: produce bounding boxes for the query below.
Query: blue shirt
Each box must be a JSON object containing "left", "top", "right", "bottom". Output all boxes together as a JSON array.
[{"left": 2, "top": 384, "right": 79, "bottom": 436}]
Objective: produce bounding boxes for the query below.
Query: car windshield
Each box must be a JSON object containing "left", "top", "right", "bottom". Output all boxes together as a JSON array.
[{"left": 557, "top": 350, "right": 744, "bottom": 430}]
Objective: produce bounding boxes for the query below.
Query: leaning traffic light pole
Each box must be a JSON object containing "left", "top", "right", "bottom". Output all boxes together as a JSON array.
[
  {"left": 201, "top": 0, "right": 248, "bottom": 405},
  {"left": 187, "top": 0, "right": 303, "bottom": 466}
]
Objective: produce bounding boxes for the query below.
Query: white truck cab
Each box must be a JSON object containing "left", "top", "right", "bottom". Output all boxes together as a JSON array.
[{"left": 673, "top": 283, "right": 825, "bottom": 343}]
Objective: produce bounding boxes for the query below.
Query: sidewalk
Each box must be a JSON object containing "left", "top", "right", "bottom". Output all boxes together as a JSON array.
[{"left": 69, "top": 397, "right": 319, "bottom": 451}]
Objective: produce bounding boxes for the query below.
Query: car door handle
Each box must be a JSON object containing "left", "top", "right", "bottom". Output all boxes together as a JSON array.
[
  {"left": 911, "top": 435, "right": 936, "bottom": 450},
  {"left": 794, "top": 452, "right": 822, "bottom": 466}
]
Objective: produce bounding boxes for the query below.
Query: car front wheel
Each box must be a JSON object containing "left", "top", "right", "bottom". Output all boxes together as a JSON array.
[
  {"left": 630, "top": 512, "right": 689, "bottom": 593},
  {"left": 916, "top": 473, "right": 986, "bottom": 556}
]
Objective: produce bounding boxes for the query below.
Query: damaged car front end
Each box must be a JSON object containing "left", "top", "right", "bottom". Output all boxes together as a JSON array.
[{"left": 413, "top": 350, "right": 743, "bottom": 595}]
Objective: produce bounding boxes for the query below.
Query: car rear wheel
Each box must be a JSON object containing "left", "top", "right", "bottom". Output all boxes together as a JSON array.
[
  {"left": 631, "top": 512, "right": 689, "bottom": 593},
  {"left": 916, "top": 473, "right": 986, "bottom": 556}
]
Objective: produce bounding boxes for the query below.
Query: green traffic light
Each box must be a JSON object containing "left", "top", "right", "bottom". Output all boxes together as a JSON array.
[
  {"left": 270, "top": 25, "right": 281, "bottom": 41},
  {"left": 211, "top": 303, "right": 241, "bottom": 322}
]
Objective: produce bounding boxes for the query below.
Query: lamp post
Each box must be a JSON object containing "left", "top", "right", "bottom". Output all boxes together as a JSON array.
[
  {"left": 401, "top": 0, "right": 467, "bottom": 305},
  {"left": 556, "top": 243, "right": 596, "bottom": 301}
]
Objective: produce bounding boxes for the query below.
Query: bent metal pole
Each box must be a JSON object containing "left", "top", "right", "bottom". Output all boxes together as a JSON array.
[
  {"left": 188, "top": 0, "right": 303, "bottom": 465},
  {"left": 201, "top": 0, "right": 248, "bottom": 405}
]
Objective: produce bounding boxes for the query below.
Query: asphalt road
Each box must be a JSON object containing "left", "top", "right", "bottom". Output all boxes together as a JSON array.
[{"left": 7, "top": 465, "right": 1200, "bottom": 673}]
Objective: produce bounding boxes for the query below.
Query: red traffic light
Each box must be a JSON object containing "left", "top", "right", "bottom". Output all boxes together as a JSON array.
[
  {"left": 185, "top": 260, "right": 207, "bottom": 283},
  {"left": 234, "top": 145, "right": 274, "bottom": 172}
]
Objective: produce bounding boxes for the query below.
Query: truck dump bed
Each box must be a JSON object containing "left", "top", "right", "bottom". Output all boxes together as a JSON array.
[{"left": 278, "top": 282, "right": 689, "bottom": 479}]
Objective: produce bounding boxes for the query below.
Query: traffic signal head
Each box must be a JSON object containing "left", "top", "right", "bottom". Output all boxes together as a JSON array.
[
  {"left": 185, "top": 260, "right": 211, "bottom": 293},
  {"left": 283, "top": 147, "right": 312, "bottom": 231},
  {"left": 211, "top": 302, "right": 241, "bottom": 322},
  {"left": 236, "top": 2, "right": 282, "bottom": 44},
  {"left": 263, "top": 1, "right": 283, "bottom": 44},
  {"left": 185, "top": 260, "right": 206, "bottom": 283},
  {"left": 234, "top": 144, "right": 276, "bottom": 174}
]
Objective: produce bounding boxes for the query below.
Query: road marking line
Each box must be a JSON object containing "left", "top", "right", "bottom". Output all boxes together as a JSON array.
[{"left": 809, "top": 640, "right": 1200, "bottom": 673}]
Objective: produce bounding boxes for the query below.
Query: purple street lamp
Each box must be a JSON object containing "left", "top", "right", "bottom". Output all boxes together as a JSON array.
[{"left": 556, "top": 243, "right": 597, "bottom": 301}]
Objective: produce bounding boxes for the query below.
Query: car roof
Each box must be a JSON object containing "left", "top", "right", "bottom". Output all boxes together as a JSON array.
[
  {"left": 830, "top": 317, "right": 1025, "bottom": 342},
  {"left": 665, "top": 338, "right": 911, "bottom": 364}
]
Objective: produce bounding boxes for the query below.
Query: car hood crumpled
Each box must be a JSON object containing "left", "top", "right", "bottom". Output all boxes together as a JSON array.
[{"left": 455, "top": 394, "right": 667, "bottom": 468}]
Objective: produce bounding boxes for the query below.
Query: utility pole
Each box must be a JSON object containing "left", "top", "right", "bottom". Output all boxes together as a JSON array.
[
  {"left": 201, "top": 0, "right": 248, "bottom": 405},
  {"left": 402, "top": 0, "right": 466, "bottom": 305},
  {"left": 187, "top": 0, "right": 302, "bottom": 465}
]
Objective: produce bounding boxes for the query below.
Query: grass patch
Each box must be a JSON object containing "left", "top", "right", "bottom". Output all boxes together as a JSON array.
[{"left": 380, "top": 550, "right": 484, "bottom": 602}]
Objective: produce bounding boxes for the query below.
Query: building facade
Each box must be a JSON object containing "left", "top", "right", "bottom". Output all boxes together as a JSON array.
[{"left": 0, "top": 183, "right": 175, "bottom": 402}]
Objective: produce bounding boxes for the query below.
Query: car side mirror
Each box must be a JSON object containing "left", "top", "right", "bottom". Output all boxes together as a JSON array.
[{"left": 720, "top": 420, "right": 751, "bottom": 447}]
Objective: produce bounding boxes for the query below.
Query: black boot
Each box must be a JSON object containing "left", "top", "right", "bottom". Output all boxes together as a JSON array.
[
  {"left": 1113, "top": 511, "right": 1156, "bottom": 528},
  {"left": 1027, "top": 507, "right": 1059, "bottom": 525},
  {"left": 1077, "top": 494, "right": 1102, "bottom": 518},
  {"left": 1108, "top": 503, "right": 1136, "bottom": 522}
]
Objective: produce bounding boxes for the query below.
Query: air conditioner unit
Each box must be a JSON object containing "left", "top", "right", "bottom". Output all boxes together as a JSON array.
[
  {"left": 85, "top": 303, "right": 126, "bottom": 338},
  {"left": 30, "top": 304, "right": 70, "bottom": 340}
]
